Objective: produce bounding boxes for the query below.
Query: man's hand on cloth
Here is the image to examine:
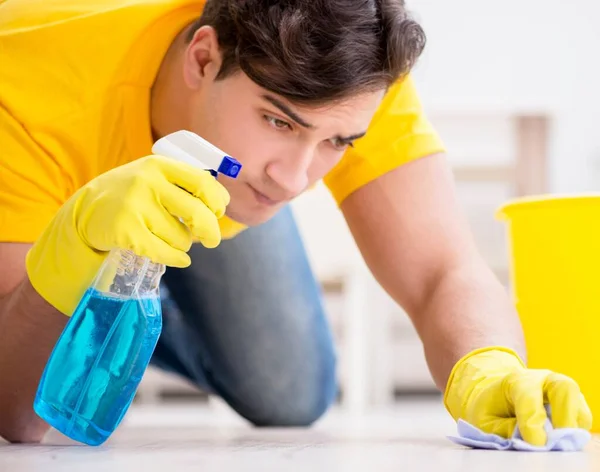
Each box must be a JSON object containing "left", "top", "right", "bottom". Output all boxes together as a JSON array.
[{"left": 444, "top": 347, "right": 592, "bottom": 448}]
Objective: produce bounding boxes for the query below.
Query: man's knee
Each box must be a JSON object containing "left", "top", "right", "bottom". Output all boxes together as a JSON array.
[
  {"left": 223, "top": 354, "right": 338, "bottom": 427},
  {"left": 247, "top": 378, "right": 337, "bottom": 427}
]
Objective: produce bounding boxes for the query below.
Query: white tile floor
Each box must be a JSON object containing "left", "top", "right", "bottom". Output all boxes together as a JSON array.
[{"left": 1, "top": 398, "right": 599, "bottom": 471}]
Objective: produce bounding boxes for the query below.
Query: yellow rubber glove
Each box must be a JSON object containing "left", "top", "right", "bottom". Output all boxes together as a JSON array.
[
  {"left": 26, "top": 155, "right": 229, "bottom": 316},
  {"left": 444, "top": 347, "right": 593, "bottom": 446}
]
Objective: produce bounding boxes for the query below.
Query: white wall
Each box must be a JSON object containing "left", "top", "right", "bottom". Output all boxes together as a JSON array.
[{"left": 411, "top": 0, "right": 600, "bottom": 192}]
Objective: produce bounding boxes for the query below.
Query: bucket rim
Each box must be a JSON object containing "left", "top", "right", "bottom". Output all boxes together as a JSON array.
[{"left": 496, "top": 193, "right": 600, "bottom": 220}]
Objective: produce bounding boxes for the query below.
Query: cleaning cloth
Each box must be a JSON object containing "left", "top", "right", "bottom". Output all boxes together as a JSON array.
[{"left": 448, "top": 406, "right": 591, "bottom": 451}]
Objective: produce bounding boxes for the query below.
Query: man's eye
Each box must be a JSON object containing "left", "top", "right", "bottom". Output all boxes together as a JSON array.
[
  {"left": 330, "top": 138, "right": 353, "bottom": 151},
  {"left": 265, "top": 115, "right": 292, "bottom": 130}
]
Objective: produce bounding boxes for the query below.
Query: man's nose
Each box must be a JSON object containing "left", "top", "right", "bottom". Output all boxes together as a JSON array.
[{"left": 265, "top": 149, "right": 312, "bottom": 197}]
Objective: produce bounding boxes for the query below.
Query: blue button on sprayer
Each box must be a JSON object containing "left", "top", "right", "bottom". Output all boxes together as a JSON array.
[{"left": 218, "top": 156, "right": 242, "bottom": 178}]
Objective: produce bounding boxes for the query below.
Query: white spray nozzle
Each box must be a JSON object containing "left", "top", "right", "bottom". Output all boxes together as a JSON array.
[{"left": 152, "top": 130, "right": 241, "bottom": 178}]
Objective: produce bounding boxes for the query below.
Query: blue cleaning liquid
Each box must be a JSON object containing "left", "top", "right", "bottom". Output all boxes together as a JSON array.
[{"left": 34, "top": 287, "right": 162, "bottom": 446}]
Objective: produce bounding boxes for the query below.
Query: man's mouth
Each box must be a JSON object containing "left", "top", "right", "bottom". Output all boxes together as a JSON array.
[{"left": 248, "top": 185, "right": 282, "bottom": 207}]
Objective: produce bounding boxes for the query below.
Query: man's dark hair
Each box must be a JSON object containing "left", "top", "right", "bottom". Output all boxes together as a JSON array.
[{"left": 187, "top": 0, "right": 426, "bottom": 105}]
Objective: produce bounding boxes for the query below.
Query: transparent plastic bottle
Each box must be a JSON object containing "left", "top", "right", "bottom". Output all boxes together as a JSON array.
[
  {"left": 33, "top": 249, "right": 165, "bottom": 445},
  {"left": 33, "top": 131, "right": 241, "bottom": 445}
]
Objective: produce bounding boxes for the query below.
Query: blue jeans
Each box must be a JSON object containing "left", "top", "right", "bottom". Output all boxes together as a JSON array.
[{"left": 151, "top": 206, "right": 338, "bottom": 426}]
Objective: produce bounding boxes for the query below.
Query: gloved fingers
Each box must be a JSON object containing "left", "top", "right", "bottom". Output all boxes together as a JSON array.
[
  {"left": 478, "top": 416, "right": 517, "bottom": 439},
  {"left": 185, "top": 171, "right": 229, "bottom": 219},
  {"left": 154, "top": 157, "right": 230, "bottom": 218},
  {"left": 144, "top": 204, "right": 193, "bottom": 253},
  {"left": 508, "top": 372, "right": 548, "bottom": 446},
  {"left": 545, "top": 373, "right": 592, "bottom": 430},
  {"left": 134, "top": 230, "right": 192, "bottom": 268},
  {"left": 187, "top": 206, "right": 222, "bottom": 248},
  {"left": 215, "top": 175, "right": 232, "bottom": 203},
  {"left": 545, "top": 373, "right": 581, "bottom": 428},
  {"left": 578, "top": 395, "right": 593, "bottom": 430},
  {"left": 158, "top": 182, "right": 222, "bottom": 248}
]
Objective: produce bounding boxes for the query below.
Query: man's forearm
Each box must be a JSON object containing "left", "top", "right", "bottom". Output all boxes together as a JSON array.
[
  {"left": 0, "top": 278, "right": 67, "bottom": 443},
  {"left": 412, "top": 259, "right": 526, "bottom": 391}
]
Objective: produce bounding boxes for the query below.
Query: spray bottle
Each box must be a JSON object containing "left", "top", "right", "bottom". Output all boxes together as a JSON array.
[{"left": 33, "top": 131, "right": 241, "bottom": 446}]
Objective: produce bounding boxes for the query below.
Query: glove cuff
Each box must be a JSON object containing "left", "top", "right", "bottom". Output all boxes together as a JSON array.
[
  {"left": 443, "top": 346, "right": 525, "bottom": 421},
  {"left": 25, "top": 212, "right": 107, "bottom": 317}
]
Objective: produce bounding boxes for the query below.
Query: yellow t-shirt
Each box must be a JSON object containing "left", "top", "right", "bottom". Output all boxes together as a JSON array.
[{"left": 0, "top": 0, "right": 445, "bottom": 244}]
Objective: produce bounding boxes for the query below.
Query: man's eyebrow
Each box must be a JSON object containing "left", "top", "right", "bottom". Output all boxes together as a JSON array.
[
  {"left": 262, "top": 94, "right": 367, "bottom": 143},
  {"left": 336, "top": 131, "right": 367, "bottom": 143},
  {"left": 262, "top": 94, "right": 314, "bottom": 129}
]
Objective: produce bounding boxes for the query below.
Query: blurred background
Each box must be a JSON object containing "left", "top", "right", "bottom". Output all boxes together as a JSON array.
[{"left": 135, "top": 0, "right": 600, "bottom": 414}]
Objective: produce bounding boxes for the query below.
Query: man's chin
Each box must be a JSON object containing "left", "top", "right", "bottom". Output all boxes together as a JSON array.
[{"left": 226, "top": 206, "right": 281, "bottom": 227}]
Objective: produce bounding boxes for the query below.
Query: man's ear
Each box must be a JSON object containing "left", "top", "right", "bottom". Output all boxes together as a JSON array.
[{"left": 183, "top": 25, "right": 223, "bottom": 89}]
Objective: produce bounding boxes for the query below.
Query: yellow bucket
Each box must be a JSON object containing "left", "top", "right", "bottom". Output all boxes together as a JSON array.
[{"left": 497, "top": 194, "right": 600, "bottom": 432}]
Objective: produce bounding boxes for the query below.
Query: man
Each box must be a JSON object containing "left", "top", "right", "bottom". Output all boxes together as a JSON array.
[{"left": 0, "top": 0, "right": 591, "bottom": 445}]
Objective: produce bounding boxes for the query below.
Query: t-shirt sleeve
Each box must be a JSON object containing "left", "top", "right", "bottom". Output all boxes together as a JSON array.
[
  {"left": 0, "top": 106, "right": 66, "bottom": 243},
  {"left": 323, "top": 75, "right": 446, "bottom": 205}
]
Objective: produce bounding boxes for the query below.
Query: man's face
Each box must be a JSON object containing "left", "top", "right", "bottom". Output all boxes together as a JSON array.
[
  {"left": 176, "top": 28, "right": 385, "bottom": 226},
  {"left": 188, "top": 73, "right": 383, "bottom": 226}
]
